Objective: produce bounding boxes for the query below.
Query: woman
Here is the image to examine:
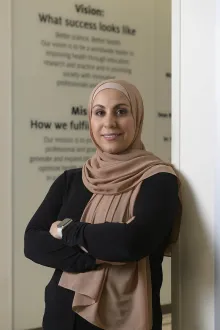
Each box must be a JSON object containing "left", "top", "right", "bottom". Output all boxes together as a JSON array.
[{"left": 24, "top": 80, "right": 181, "bottom": 330}]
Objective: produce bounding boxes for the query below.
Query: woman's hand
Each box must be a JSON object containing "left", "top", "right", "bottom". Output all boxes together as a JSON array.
[{"left": 49, "top": 221, "right": 61, "bottom": 239}]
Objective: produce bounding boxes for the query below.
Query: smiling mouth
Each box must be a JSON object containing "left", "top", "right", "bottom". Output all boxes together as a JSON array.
[{"left": 102, "top": 133, "right": 123, "bottom": 141}]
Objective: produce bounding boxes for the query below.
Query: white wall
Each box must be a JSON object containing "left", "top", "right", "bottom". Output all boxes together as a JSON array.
[
  {"left": 215, "top": 1, "right": 220, "bottom": 326},
  {"left": 0, "top": 1, "right": 13, "bottom": 330},
  {"left": 154, "top": 0, "right": 172, "bottom": 306},
  {"left": 172, "top": 0, "right": 217, "bottom": 329}
]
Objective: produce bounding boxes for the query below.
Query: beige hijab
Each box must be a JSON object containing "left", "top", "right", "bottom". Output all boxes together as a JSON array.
[{"left": 59, "top": 80, "right": 181, "bottom": 330}]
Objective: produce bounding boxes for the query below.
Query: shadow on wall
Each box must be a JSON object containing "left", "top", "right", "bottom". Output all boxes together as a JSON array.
[{"left": 177, "top": 174, "right": 213, "bottom": 328}]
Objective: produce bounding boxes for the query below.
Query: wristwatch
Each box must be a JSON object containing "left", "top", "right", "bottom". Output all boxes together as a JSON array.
[{"left": 57, "top": 218, "right": 73, "bottom": 238}]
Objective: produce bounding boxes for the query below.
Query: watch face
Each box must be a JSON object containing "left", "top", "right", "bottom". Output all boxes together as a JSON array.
[{"left": 57, "top": 218, "right": 73, "bottom": 228}]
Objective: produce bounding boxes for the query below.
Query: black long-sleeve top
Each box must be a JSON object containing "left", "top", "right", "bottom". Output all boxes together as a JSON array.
[{"left": 24, "top": 168, "right": 180, "bottom": 330}]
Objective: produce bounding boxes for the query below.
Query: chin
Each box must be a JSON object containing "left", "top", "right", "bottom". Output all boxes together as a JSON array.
[{"left": 102, "top": 145, "right": 127, "bottom": 154}]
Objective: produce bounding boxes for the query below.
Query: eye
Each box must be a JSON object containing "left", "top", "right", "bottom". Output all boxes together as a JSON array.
[
  {"left": 95, "top": 109, "right": 105, "bottom": 116},
  {"left": 116, "top": 108, "right": 128, "bottom": 116}
]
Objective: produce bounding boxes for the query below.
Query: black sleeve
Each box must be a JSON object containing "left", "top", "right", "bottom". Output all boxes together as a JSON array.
[
  {"left": 61, "top": 173, "right": 180, "bottom": 262},
  {"left": 24, "top": 171, "right": 97, "bottom": 273}
]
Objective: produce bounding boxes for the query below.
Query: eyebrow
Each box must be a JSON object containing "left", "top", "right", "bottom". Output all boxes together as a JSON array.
[{"left": 92, "top": 103, "right": 130, "bottom": 109}]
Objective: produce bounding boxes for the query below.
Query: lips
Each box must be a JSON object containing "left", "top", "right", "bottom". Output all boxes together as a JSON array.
[{"left": 102, "top": 133, "right": 122, "bottom": 141}]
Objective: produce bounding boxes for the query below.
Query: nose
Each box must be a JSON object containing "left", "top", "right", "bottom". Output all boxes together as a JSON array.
[{"left": 103, "top": 114, "right": 117, "bottom": 128}]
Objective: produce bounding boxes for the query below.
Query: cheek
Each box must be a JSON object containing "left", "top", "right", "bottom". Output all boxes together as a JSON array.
[
  {"left": 90, "top": 119, "right": 100, "bottom": 137},
  {"left": 123, "top": 118, "right": 135, "bottom": 138}
]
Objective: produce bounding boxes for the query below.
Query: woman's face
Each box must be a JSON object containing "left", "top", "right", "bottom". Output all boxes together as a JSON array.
[{"left": 91, "top": 89, "right": 136, "bottom": 154}]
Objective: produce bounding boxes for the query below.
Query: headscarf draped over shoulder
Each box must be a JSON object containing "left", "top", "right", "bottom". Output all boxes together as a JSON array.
[{"left": 59, "top": 80, "right": 181, "bottom": 330}]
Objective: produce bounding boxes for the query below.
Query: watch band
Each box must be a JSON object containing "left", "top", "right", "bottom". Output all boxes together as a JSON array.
[{"left": 57, "top": 226, "right": 63, "bottom": 239}]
